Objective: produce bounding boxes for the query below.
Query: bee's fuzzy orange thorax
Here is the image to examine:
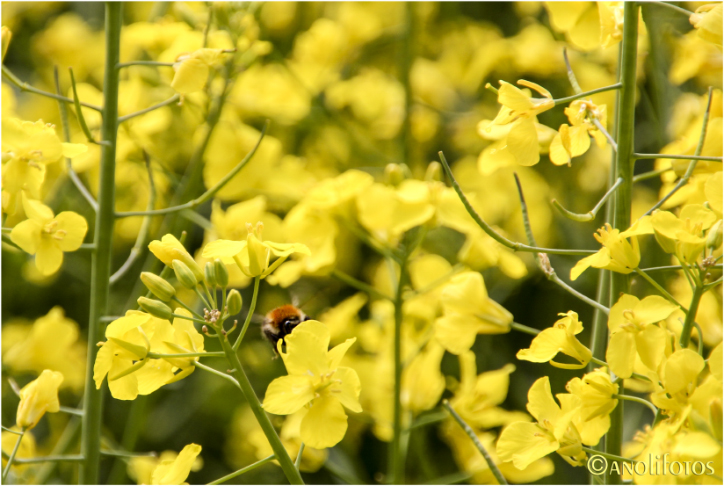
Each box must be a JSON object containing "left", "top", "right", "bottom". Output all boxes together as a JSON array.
[{"left": 266, "top": 305, "right": 304, "bottom": 322}]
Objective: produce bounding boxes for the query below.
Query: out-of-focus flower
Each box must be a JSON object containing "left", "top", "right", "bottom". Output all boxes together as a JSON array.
[
  {"left": 497, "top": 377, "right": 587, "bottom": 469},
  {"left": 570, "top": 222, "right": 648, "bottom": 280},
  {"left": 147, "top": 444, "right": 202, "bottom": 485},
  {"left": 651, "top": 349, "right": 707, "bottom": 416},
  {"left": 10, "top": 195, "right": 88, "bottom": 275},
  {"left": 263, "top": 320, "right": 361, "bottom": 448},
  {"left": 689, "top": 4, "right": 723, "bottom": 47},
  {"left": 2, "top": 306, "right": 86, "bottom": 391},
  {"left": 128, "top": 446, "right": 204, "bottom": 486},
  {"left": 598, "top": 2, "right": 624, "bottom": 48},
  {"left": 545, "top": 2, "right": 602, "bottom": 51},
  {"left": 1, "top": 26, "right": 11, "bottom": 61},
  {"left": 517, "top": 311, "right": 592, "bottom": 369},
  {"left": 16, "top": 369, "right": 63, "bottom": 430},
  {"left": 435, "top": 271, "right": 513, "bottom": 354},
  {"left": 202, "top": 222, "right": 310, "bottom": 279},
  {"left": 401, "top": 341, "right": 446, "bottom": 414},
  {"left": 550, "top": 100, "right": 608, "bottom": 166},
  {"left": 606, "top": 294, "right": 678, "bottom": 379}
]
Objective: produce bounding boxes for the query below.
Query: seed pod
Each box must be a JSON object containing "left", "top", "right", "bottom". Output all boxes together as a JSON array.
[
  {"left": 205, "top": 262, "right": 217, "bottom": 288},
  {"left": 173, "top": 260, "right": 198, "bottom": 289},
  {"left": 140, "top": 272, "right": 176, "bottom": 302},
  {"left": 227, "top": 289, "right": 242, "bottom": 315},
  {"left": 137, "top": 297, "right": 173, "bottom": 320},
  {"left": 214, "top": 259, "right": 229, "bottom": 288}
]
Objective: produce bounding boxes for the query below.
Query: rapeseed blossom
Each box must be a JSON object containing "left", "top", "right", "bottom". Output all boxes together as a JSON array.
[
  {"left": 263, "top": 320, "right": 361, "bottom": 448},
  {"left": 517, "top": 311, "right": 592, "bottom": 369},
  {"left": 570, "top": 222, "right": 646, "bottom": 280},
  {"left": 16, "top": 369, "right": 63, "bottom": 430}
]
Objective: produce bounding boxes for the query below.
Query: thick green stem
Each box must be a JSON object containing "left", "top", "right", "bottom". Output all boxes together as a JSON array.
[
  {"left": 80, "top": 4, "right": 122, "bottom": 483},
  {"left": 390, "top": 254, "right": 409, "bottom": 484},
  {"left": 606, "top": 4, "right": 639, "bottom": 484},
  {"left": 216, "top": 334, "right": 303, "bottom": 484},
  {"left": 679, "top": 284, "right": 704, "bottom": 348}
]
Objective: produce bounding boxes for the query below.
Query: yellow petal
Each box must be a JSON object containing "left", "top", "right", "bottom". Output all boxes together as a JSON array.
[
  {"left": 526, "top": 377, "right": 560, "bottom": 423},
  {"left": 434, "top": 314, "right": 480, "bottom": 355},
  {"left": 151, "top": 443, "right": 202, "bottom": 485},
  {"left": 549, "top": 129, "right": 571, "bottom": 166},
  {"left": 36, "top": 238, "right": 63, "bottom": 275},
  {"left": 10, "top": 219, "right": 42, "bottom": 254},
  {"left": 61, "top": 142, "right": 88, "bottom": 158},
  {"left": 171, "top": 58, "right": 210, "bottom": 94},
  {"left": 281, "top": 320, "right": 330, "bottom": 377},
  {"left": 507, "top": 118, "right": 541, "bottom": 166},
  {"left": 664, "top": 349, "right": 706, "bottom": 394},
  {"left": 634, "top": 324, "right": 666, "bottom": 371},
  {"left": 54, "top": 211, "right": 88, "bottom": 251},
  {"left": 330, "top": 366, "right": 362, "bottom": 413},
  {"left": 497, "top": 422, "right": 558, "bottom": 470},
  {"left": 633, "top": 295, "right": 678, "bottom": 325},
  {"left": 299, "top": 396, "right": 348, "bottom": 449},
  {"left": 263, "top": 375, "right": 314, "bottom": 415},
  {"left": 606, "top": 332, "right": 636, "bottom": 378},
  {"left": 328, "top": 337, "right": 356, "bottom": 370}
]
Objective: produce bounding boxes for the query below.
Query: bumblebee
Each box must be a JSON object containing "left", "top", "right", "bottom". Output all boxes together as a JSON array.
[{"left": 262, "top": 305, "right": 311, "bottom": 353}]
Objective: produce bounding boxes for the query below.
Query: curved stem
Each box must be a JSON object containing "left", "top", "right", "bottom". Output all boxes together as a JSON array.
[
  {"left": 634, "top": 268, "right": 686, "bottom": 310},
  {"left": 80, "top": 4, "right": 122, "bottom": 483},
  {"left": 679, "top": 284, "right": 704, "bottom": 349},
  {"left": 439, "top": 152, "right": 595, "bottom": 256},
  {"left": 443, "top": 401, "right": 508, "bottom": 485},
  {"left": 591, "top": 118, "right": 618, "bottom": 152},
  {"left": 207, "top": 454, "right": 276, "bottom": 485},
  {"left": 554, "top": 83, "right": 623, "bottom": 106},
  {"left": 2, "top": 64, "right": 103, "bottom": 111},
  {"left": 193, "top": 361, "right": 241, "bottom": 389},
  {"left": 612, "top": 394, "right": 658, "bottom": 416},
  {"left": 69, "top": 68, "right": 105, "bottom": 145},
  {"left": 116, "top": 120, "right": 269, "bottom": 217},
  {"left": 295, "top": 443, "right": 305, "bottom": 470},
  {"left": 510, "top": 321, "right": 540, "bottom": 336},
  {"left": 553, "top": 177, "right": 623, "bottom": 223},
  {"left": 234, "top": 276, "right": 260, "bottom": 351}
]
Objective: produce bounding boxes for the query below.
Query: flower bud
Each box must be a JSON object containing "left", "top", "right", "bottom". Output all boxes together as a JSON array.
[
  {"left": 424, "top": 161, "right": 442, "bottom": 182},
  {"left": 706, "top": 220, "right": 723, "bottom": 251},
  {"left": 173, "top": 260, "right": 199, "bottom": 289},
  {"left": 1, "top": 26, "right": 11, "bottom": 62},
  {"left": 204, "top": 262, "right": 217, "bottom": 288},
  {"left": 384, "top": 163, "right": 405, "bottom": 186},
  {"left": 140, "top": 272, "right": 176, "bottom": 301},
  {"left": 214, "top": 259, "right": 229, "bottom": 288},
  {"left": 170, "top": 249, "right": 204, "bottom": 282},
  {"left": 137, "top": 297, "right": 173, "bottom": 320},
  {"left": 227, "top": 289, "right": 242, "bottom": 315}
]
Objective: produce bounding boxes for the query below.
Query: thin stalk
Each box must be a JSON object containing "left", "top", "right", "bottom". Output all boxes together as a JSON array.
[
  {"left": 643, "top": 88, "right": 714, "bottom": 217},
  {"left": 59, "top": 406, "right": 84, "bottom": 416},
  {"left": 607, "top": 4, "right": 639, "bottom": 483},
  {"left": 69, "top": 68, "right": 105, "bottom": 145},
  {"left": 172, "top": 295, "right": 203, "bottom": 319},
  {"left": 116, "top": 60, "right": 175, "bottom": 68},
  {"left": 408, "top": 410, "right": 448, "bottom": 430},
  {"left": 439, "top": 152, "right": 595, "bottom": 256},
  {"left": 591, "top": 118, "right": 618, "bottom": 151},
  {"left": 692, "top": 321, "right": 705, "bottom": 355},
  {"left": 634, "top": 268, "right": 685, "bottom": 309},
  {"left": 679, "top": 284, "right": 704, "bottom": 348},
  {"left": 443, "top": 401, "right": 507, "bottom": 485},
  {"left": 7, "top": 455, "right": 85, "bottom": 464},
  {"left": 633, "top": 168, "right": 671, "bottom": 183},
  {"left": 634, "top": 153, "right": 722, "bottom": 162},
  {"left": 193, "top": 361, "right": 241, "bottom": 389},
  {"left": 2, "top": 427, "right": 25, "bottom": 482},
  {"left": 554, "top": 84, "right": 623, "bottom": 106},
  {"left": 118, "top": 94, "right": 180, "bottom": 123},
  {"left": 110, "top": 153, "right": 156, "bottom": 284},
  {"left": 2, "top": 65, "right": 103, "bottom": 111},
  {"left": 612, "top": 394, "right": 658, "bottom": 416},
  {"left": 80, "top": 4, "right": 122, "bottom": 483},
  {"left": 643, "top": 264, "right": 722, "bottom": 272},
  {"left": 295, "top": 443, "right": 305, "bottom": 470},
  {"left": 207, "top": 455, "right": 276, "bottom": 485},
  {"left": 53, "top": 68, "right": 99, "bottom": 212},
  {"left": 390, "top": 252, "right": 409, "bottom": 484},
  {"left": 581, "top": 447, "right": 634, "bottom": 464},
  {"left": 172, "top": 312, "right": 207, "bottom": 325},
  {"left": 216, "top": 333, "right": 304, "bottom": 484},
  {"left": 148, "top": 351, "right": 224, "bottom": 359},
  {"left": 510, "top": 321, "right": 540, "bottom": 336},
  {"left": 234, "top": 276, "right": 260, "bottom": 351},
  {"left": 1, "top": 426, "right": 22, "bottom": 435},
  {"left": 116, "top": 120, "right": 268, "bottom": 218},
  {"left": 550, "top": 273, "right": 610, "bottom": 314},
  {"left": 100, "top": 449, "right": 156, "bottom": 458},
  {"left": 331, "top": 269, "right": 393, "bottom": 301},
  {"left": 552, "top": 178, "right": 623, "bottom": 223}
]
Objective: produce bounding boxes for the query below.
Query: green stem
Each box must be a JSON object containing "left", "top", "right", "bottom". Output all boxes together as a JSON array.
[
  {"left": 634, "top": 268, "right": 685, "bottom": 309},
  {"left": 216, "top": 334, "right": 304, "bottom": 484},
  {"left": 2, "top": 64, "right": 103, "bottom": 111},
  {"left": 554, "top": 83, "right": 622, "bottom": 106},
  {"left": 148, "top": 351, "right": 224, "bottom": 359},
  {"left": 116, "top": 60, "right": 175, "bottom": 68},
  {"left": 634, "top": 153, "right": 721, "bottom": 162},
  {"left": 679, "top": 284, "right": 704, "bottom": 349},
  {"left": 510, "top": 321, "right": 539, "bottom": 336},
  {"left": 207, "top": 455, "right": 276, "bottom": 485},
  {"left": 643, "top": 87, "right": 714, "bottom": 217},
  {"left": 100, "top": 449, "right": 155, "bottom": 458},
  {"left": 649, "top": 1, "right": 694, "bottom": 16},
  {"left": 581, "top": 447, "right": 634, "bottom": 464},
  {"left": 6, "top": 455, "right": 85, "bottom": 464},
  {"left": 234, "top": 276, "right": 260, "bottom": 351},
  {"left": 439, "top": 152, "right": 595, "bottom": 256},
  {"left": 193, "top": 361, "right": 241, "bottom": 389},
  {"left": 331, "top": 269, "right": 392, "bottom": 301},
  {"left": 80, "top": 4, "right": 122, "bottom": 483},
  {"left": 0, "top": 426, "right": 22, "bottom": 435},
  {"left": 612, "top": 394, "right": 658, "bottom": 416},
  {"left": 632, "top": 168, "right": 672, "bottom": 183},
  {"left": 551, "top": 273, "right": 610, "bottom": 314},
  {"left": 115, "top": 120, "right": 269, "bottom": 218},
  {"left": 390, "top": 252, "right": 409, "bottom": 484},
  {"left": 2, "top": 427, "right": 25, "bottom": 482},
  {"left": 172, "top": 312, "right": 208, "bottom": 325},
  {"left": 443, "top": 401, "right": 507, "bottom": 485},
  {"left": 295, "top": 443, "right": 305, "bottom": 470},
  {"left": 69, "top": 67, "right": 105, "bottom": 145},
  {"left": 552, "top": 178, "right": 623, "bottom": 223},
  {"left": 607, "top": 4, "right": 639, "bottom": 483},
  {"left": 118, "top": 94, "right": 180, "bottom": 123}
]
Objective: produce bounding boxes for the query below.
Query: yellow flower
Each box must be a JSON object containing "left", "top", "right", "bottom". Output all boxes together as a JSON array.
[
  {"left": 517, "top": 311, "right": 592, "bottom": 369},
  {"left": 2, "top": 306, "right": 86, "bottom": 391},
  {"left": 94, "top": 309, "right": 203, "bottom": 400},
  {"left": 690, "top": 4, "right": 723, "bottom": 47},
  {"left": 16, "top": 369, "right": 64, "bottom": 430},
  {"left": 434, "top": 271, "right": 513, "bottom": 355},
  {"left": 550, "top": 100, "right": 608, "bottom": 166},
  {"left": 128, "top": 446, "right": 204, "bottom": 486},
  {"left": 10, "top": 195, "right": 88, "bottom": 275},
  {"left": 651, "top": 349, "right": 707, "bottom": 416},
  {"left": 598, "top": 2, "right": 624, "bottom": 48},
  {"left": 262, "top": 320, "right": 361, "bottom": 449},
  {"left": 1, "top": 118, "right": 87, "bottom": 215},
  {"left": 401, "top": 341, "right": 446, "bottom": 414},
  {"left": 606, "top": 294, "right": 678, "bottom": 379},
  {"left": 650, "top": 205, "right": 717, "bottom": 263},
  {"left": 147, "top": 444, "right": 202, "bottom": 485},
  {"left": 497, "top": 377, "right": 587, "bottom": 470},
  {"left": 565, "top": 368, "right": 618, "bottom": 445},
  {"left": 545, "top": 2, "right": 602, "bottom": 51},
  {"left": 202, "top": 222, "right": 310, "bottom": 279},
  {"left": 171, "top": 48, "right": 229, "bottom": 94},
  {"left": 570, "top": 222, "right": 647, "bottom": 280}
]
